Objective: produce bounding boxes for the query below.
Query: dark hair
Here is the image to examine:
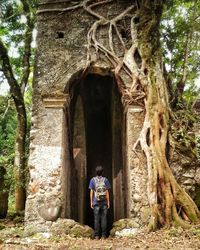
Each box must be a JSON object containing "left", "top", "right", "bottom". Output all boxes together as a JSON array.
[{"left": 96, "top": 165, "right": 103, "bottom": 176}]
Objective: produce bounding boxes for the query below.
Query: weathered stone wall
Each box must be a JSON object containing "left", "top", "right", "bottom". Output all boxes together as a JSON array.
[
  {"left": 33, "top": 0, "right": 133, "bottom": 97},
  {"left": 25, "top": 0, "right": 200, "bottom": 234},
  {"left": 26, "top": 0, "right": 151, "bottom": 232},
  {"left": 25, "top": 99, "right": 67, "bottom": 231},
  {"left": 26, "top": 0, "right": 94, "bottom": 229},
  {"left": 126, "top": 107, "right": 149, "bottom": 226}
]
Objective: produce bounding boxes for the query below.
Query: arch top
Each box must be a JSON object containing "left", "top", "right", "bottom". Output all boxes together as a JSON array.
[{"left": 63, "top": 65, "right": 115, "bottom": 94}]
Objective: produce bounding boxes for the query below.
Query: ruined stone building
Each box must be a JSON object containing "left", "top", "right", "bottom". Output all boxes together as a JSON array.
[{"left": 25, "top": 0, "right": 200, "bottom": 233}]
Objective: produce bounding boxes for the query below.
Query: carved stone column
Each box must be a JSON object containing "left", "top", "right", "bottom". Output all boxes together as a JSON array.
[
  {"left": 126, "top": 106, "right": 149, "bottom": 226},
  {"left": 25, "top": 96, "right": 69, "bottom": 232}
]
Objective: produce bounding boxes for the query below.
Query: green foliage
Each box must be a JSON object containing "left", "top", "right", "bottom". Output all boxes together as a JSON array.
[
  {"left": 0, "top": 0, "right": 27, "bottom": 79},
  {"left": 0, "top": 92, "right": 32, "bottom": 193},
  {"left": 0, "top": 0, "right": 35, "bottom": 213},
  {"left": 170, "top": 107, "right": 198, "bottom": 157},
  {"left": 161, "top": 0, "right": 200, "bottom": 104},
  {"left": 8, "top": 194, "right": 15, "bottom": 214},
  {"left": 183, "top": 81, "right": 200, "bottom": 109},
  {"left": 0, "top": 0, "right": 36, "bottom": 81},
  {"left": 0, "top": 96, "right": 17, "bottom": 190}
]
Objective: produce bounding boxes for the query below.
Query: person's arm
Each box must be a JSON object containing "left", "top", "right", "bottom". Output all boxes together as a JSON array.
[
  {"left": 90, "top": 189, "right": 94, "bottom": 209},
  {"left": 106, "top": 190, "right": 110, "bottom": 209},
  {"left": 105, "top": 178, "right": 111, "bottom": 209}
]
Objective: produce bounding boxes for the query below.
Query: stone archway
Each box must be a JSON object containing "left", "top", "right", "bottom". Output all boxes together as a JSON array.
[
  {"left": 63, "top": 69, "right": 126, "bottom": 230},
  {"left": 25, "top": 64, "right": 148, "bottom": 233}
]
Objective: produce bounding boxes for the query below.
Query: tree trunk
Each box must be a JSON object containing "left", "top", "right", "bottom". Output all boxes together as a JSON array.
[
  {"left": 82, "top": 0, "right": 200, "bottom": 229},
  {"left": 129, "top": 1, "right": 200, "bottom": 229},
  {"left": 0, "top": 41, "right": 27, "bottom": 213},
  {"left": 0, "top": 0, "right": 34, "bottom": 213},
  {"left": 14, "top": 103, "right": 27, "bottom": 212}
]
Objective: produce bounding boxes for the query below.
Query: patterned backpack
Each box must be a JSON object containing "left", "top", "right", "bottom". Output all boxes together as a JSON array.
[{"left": 94, "top": 177, "right": 106, "bottom": 201}]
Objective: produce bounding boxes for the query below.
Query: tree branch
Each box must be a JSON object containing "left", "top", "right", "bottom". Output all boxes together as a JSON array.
[
  {"left": 20, "top": 0, "right": 35, "bottom": 94},
  {"left": 37, "top": 2, "right": 84, "bottom": 14},
  {"left": 83, "top": 0, "right": 113, "bottom": 20},
  {"left": 0, "top": 39, "right": 23, "bottom": 105},
  {"left": 175, "top": 0, "right": 197, "bottom": 101},
  {"left": 1, "top": 96, "right": 11, "bottom": 119},
  {"left": 38, "top": 0, "right": 80, "bottom": 5}
]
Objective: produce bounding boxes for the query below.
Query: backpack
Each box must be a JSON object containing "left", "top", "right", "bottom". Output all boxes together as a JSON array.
[{"left": 94, "top": 177, "right": 106, "bottom": 201}]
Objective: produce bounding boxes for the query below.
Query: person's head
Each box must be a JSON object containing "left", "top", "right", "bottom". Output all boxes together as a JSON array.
[{"left": 96, "top": 165, "right": 103, "bottom": 176}]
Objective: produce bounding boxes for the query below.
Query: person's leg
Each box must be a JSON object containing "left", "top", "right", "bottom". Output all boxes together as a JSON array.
[
  {"left": 101, "top": 204, "right": 108, "bottom": 238},
  {"left": 94, "top": 205, "right": 100, "bottom": 238}
]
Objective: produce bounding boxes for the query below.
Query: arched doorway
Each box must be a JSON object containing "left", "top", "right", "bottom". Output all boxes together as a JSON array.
[{"left": 67, "top": 71, "right": 126, "bottom": 230}]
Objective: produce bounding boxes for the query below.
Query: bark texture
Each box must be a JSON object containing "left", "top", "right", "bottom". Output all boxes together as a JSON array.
[{"left": 128, "top": 1, "right": 200, "bottom": 230}]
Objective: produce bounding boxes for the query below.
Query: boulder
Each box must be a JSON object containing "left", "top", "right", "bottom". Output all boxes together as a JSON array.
[
  {"left": 110, "top": 218, "right": 139, "bottom": 237},
  {"left": 51, "top": 218, "right": 94, "bottom": 238},
  {"left": 51, "top": 218, "right": 77, "bottom": 235},
  {"left": 70, "top": 224, "right": 93, "bottom": 238},
  {"left": 38, "top": 205, "right": 61, "bottom": 221}
]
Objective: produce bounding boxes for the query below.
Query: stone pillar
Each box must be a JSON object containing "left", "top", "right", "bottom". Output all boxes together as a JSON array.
[
  {"left": 126, "top": 106, "right": 150, "bottom": 226},
  {"left": 25, "top": 96, "right": 69, "bottom": 232}
]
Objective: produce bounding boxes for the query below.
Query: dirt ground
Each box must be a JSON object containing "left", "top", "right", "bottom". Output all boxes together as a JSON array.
[{"left": 1, "top": 227, "right": 200, "bottom": 250}]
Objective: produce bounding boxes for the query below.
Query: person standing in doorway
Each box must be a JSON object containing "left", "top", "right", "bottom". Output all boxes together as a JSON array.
[{"left": 89, "top": 165, "right": 111, "bottom": 240}]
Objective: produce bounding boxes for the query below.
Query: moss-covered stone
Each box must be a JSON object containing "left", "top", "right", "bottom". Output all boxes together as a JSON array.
[
  {"left": 0, "top": 226, "right": 24, "bottom": 240},
  {"left": 70, "top": 224, "right": 93, "bottom": 238},
  {"left": 51, "top": 219, "right": 77, "bottom": 235},
  {"left": 24, "top": 223, "right": 50, "bottom": 237},
  {"left": 110, "top": 219, "right": 139, "bottom": 237},
  {"left": 51, "top": 219, "right": 93, "bottom": 238},
  {"left": 24, "top": 218, "right": 94, "bottom": 239}
]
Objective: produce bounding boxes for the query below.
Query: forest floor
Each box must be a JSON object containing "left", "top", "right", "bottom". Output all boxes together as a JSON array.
[{"left": 1, "top": 217, "right": 200, "bottom": 249}]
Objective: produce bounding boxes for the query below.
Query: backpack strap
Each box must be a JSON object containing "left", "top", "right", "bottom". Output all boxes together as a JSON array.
[
  {"left": 94, "top": 177, "right": 98, "bottom": 190},
  {"left": 93, "top": 177, "right": 97, "bottom": 190},
  {"left": 94, "top": 177, "right": 105, "bottom": 188}
]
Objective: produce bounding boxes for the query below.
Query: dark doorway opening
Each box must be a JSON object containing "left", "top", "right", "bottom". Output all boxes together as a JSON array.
[{"left": 68, "top": 72, "right": 126, "bottom": 232}]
